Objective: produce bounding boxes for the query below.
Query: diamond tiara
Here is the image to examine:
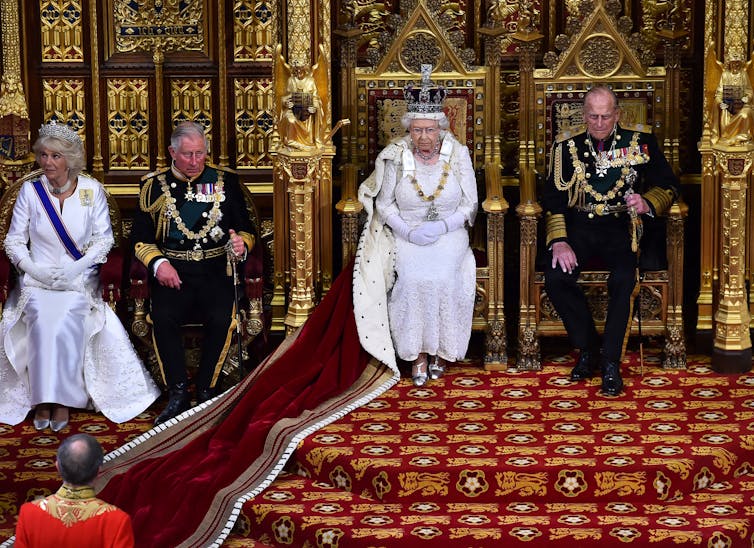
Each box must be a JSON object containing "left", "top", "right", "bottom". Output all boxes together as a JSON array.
[
  {"left": 38, "top": 121, "right": 83, "bottom": 147},
  {"left": 404, "top": 64, "right": 447, "bottom": 114}
]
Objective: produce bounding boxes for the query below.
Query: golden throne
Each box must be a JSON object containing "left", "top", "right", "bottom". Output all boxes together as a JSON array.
[
  {"left": 335, "top": 2, "right": 509, "bottom": 369},
  {"left": 516, "top": 4, "right": 687, "bottom": 370}
]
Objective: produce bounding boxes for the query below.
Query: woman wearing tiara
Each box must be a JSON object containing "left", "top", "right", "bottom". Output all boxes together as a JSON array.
[
  {"left": 0, "top": 121, "right": 159, "bottom": 432},
  {"left": 354, "top": 66, "right": 478, "bottom": 386}
]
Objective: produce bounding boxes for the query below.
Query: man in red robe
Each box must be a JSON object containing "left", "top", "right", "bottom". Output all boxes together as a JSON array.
[{"left": 14, "top": 433, "right": 134, "bottom": 548}]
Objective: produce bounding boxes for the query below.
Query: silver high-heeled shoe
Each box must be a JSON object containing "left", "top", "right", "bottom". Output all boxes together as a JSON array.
[
  {"left": 429, "top": 356, "right": 447, "bottom": 380},
  {"left": 411, "top": 354, "right": 428, "bottom": 387},
  {"left": 33, "top": 406, "right": 50, "bottom": 431},
  {"left": 50, "top": 406, "right": 69, "bottom": 433}
]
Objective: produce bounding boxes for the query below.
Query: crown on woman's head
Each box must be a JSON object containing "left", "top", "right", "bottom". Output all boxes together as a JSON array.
[
  {"left": 404, "top": 64, "right": 447, "bottom": 114},
  {"left": 38, "top": 121, "right": 83, "bottom": 147}
]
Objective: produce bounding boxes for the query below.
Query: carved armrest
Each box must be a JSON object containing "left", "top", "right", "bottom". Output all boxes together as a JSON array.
[
  {"left": 242, "top": 242, "right": 266, "bottom": 339},
  {"left": 128, "top": 257, "right": 151, "bottom": 340},
  {"left": 100, "top": 247, "right": 124, "bottom": 307},
  {"left": 128, "top": 256, "right": 150, "bottom": 300}
]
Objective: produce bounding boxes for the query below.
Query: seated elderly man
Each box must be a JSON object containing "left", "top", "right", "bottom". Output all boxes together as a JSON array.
[{"left": 542, "top": 85, "right": 679, "bottom": 396}]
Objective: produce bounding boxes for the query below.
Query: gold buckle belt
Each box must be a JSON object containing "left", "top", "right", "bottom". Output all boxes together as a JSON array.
[
  {"left": 163, "top": 246, "right": 226, "bottom": 261},
  {"left": 575, "top": 203, "right": 629, "bottom": 217}
]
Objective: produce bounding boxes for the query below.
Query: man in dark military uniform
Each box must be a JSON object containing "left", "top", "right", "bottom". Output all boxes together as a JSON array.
[
  {"left": 543, "top": 85, "right": 679, "bottom": 396},
  {"left": 132, "top": 122, "right": 256, "bottom": 425}
]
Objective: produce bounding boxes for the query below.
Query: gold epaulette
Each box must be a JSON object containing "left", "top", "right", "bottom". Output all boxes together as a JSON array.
[
  {"left": 206, "top": 163, "right": 238, "bottom": 175},
  {"left": 140, "top": 166, "right": 171, "bottom": 182},
  {"left": 554, "top": 126, "right": 586, "bottom": 144}
]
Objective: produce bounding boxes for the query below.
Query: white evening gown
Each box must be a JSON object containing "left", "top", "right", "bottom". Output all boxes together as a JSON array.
[
  {"left": 376, "top": 149, "right": 477, "bottom": 362},
  {"left": 0, "top": 176, "right": 159, "bottom": 425}
]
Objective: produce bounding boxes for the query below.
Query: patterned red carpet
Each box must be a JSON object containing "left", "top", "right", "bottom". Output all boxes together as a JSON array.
[
  {"left": 2, "top": 349, "right": 754, "bottom": 547},
  {"left": 233, "top": 350, "right": 754, "bottom": 547}
]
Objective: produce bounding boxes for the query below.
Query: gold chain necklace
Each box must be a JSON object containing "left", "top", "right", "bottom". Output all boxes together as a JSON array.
[
  {"left": 410, "top": 161, "right": 450, "bottom": 220},
  {"left": 556, "top": 131, "right": 648, "bottom": 206},
  {"left": 159, "top": 173, "right": 225, "bottom": 249}
]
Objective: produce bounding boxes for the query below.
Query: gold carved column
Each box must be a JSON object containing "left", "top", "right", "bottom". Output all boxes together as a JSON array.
[
  {"left": 0, "top": 0, "right": 34, "bottom": 191},
  {"left": 278, "top": 154, "right": 321, "bottom": 328},
  {"left": 334, "top": 24, "right": 363, "bottom": 266},
  {"left": 711, "top": 150, "right": 753, "bottom": 371},
  {"left": 274, "top": 0, "right": 346, "bottom": 332},
  {"left": 698, "top": 0, "right": 754, "bottom": 372},
  {"left": 512, "top": 20, "right": 544, "bottom": 371},
  {"left": 478, "top": 23, "right": 510, "bottom": 371}
]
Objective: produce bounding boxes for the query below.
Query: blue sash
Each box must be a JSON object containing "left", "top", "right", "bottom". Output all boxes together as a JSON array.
[{"left": 32, "top": 179, "right": 83, "bottom": 260}]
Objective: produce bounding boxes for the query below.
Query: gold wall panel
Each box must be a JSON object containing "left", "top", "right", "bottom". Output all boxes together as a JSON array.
[
  {"left": 234, "top": 78, "right": 275, "bottom": 169},
  {"left": 42, "top": 79, "right": 86, "bottom": 145},
  {"left": 170, "top": 78, "right": 214, "bottom": 156},
  {"left": 107, "top": 0, "right": 207, "bottom": 57},
  {"left": 106, "top": 78, "right": 150, "bottom": 170},
  {"left": 40, "top": 0, "right": 84, "bottom": 62},
  {"left": 233, "top": 1, "right": 274, "bottom": 62}
]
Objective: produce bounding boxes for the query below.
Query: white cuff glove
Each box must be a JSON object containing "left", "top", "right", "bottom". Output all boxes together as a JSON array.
[
  {"left": 18, "top": 258, "right": 56, "bottom": 287},
  {"left": 441, "top": 212, "right": 466, "bottom": 233},
  {"left": 51, "top": 258, "right": 93, "bottom": 285},
  {"left": 386, "top": 214, "right": 412, "bottom": 242},
  {"left": 408, "top": 222, "right": 442, "bottom": 246}
]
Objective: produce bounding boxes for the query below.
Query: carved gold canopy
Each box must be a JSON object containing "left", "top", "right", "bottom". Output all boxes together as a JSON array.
[{"left": 352, "top": 2, "right": 490, "bottom": 171}]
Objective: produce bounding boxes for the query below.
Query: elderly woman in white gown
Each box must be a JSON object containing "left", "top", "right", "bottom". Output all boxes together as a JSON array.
[
  {"left": 0, "top": 122, "right": 159, "bottom": 432},
  {"left": 355, "top": 68, "right": 478, "bottom": 386}
]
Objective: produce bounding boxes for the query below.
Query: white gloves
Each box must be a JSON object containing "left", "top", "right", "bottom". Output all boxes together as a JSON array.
[
  {"left": 442, "top": 212, "right": 466, "bottom": 233},
  {"left": 387, "top": 213, "right": 467, "bottom": 246},
  {"left": 51, "top": 259, "right": 92, "bottom": 286},
  {"left": 386, "top": 214, "right": 413, "bottom": 242},
  {"left": 18, "top": 257, "right": 94, "bottom": 290},
  {"left": 410, "top": 221, "right": 445, "bottom": 245},
  {"left": 17, "top": 258, "right": 57, "bottom": 287}
]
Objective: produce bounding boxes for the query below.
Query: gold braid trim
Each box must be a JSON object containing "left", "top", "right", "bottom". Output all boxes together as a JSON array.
[
  {"left": 36, "top": 486, "right": 119, "bottom": 527},
  {"left": 545, "top": 212, "right": 568, "bottom": 247},
  {"left": 138, "top": 176, "right": 169, "bottom": 242},
  {"left": 643, "top": 187, "right": 675, "bottom": 216},
  {"left": 134, "top": 242, "right": 163, "bottom": 268},
  {"left": 238, "top": 231, "right": 255, "bottom": 252}
]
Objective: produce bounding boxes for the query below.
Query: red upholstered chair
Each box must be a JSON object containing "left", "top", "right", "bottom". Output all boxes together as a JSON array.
[
  {"left": 128, "top": 181, "right": 271, "bottom": 388},
  {"left": 0, "top": 169, "right": 125, "bottom": 315}
]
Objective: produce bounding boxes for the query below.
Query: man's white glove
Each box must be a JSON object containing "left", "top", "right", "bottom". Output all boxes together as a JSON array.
[
  {"left": 441, "top": 212, "right": 466, "bottom": 233},
  {"left": 17, "top": 258, "right": 57, "bottom": 287}
]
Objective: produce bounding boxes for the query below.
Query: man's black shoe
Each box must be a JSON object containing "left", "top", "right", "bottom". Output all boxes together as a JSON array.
[
  {"left": 196, "top": 387, "right": 216, "bottom": 405},
  {"left": 601, "top": 359, "right": 624, "bottom": 396},
  {"left": 154, "top": 383, "right": 191, "bottom": 425},
  {"left": 570, "top": 349, "right": 597, "bottom": 381}
]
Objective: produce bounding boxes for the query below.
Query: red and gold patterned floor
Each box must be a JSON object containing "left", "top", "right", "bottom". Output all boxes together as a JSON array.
[
  {"left": 235, "top": 350, "right": 754, "bottom": 547},
  {"left": 2, "top": 349, "right": 754, "bottom": 547}
]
